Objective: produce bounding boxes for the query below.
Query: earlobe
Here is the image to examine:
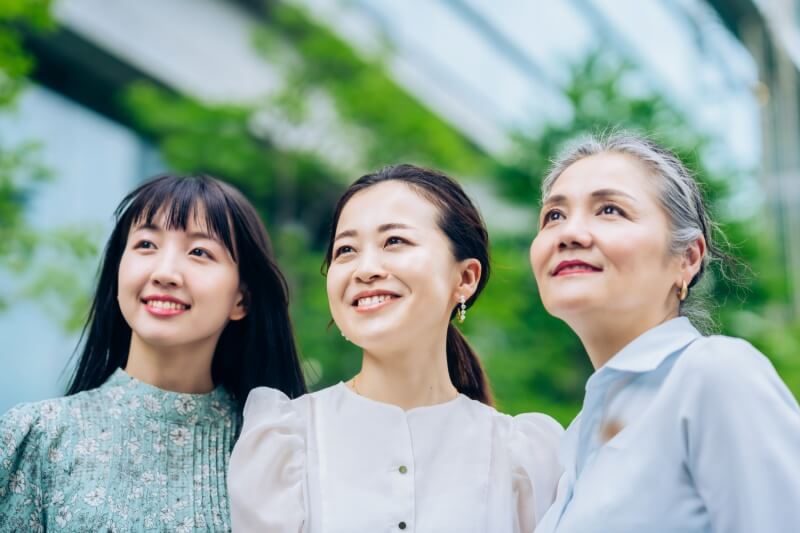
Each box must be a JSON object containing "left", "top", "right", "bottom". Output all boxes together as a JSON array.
[
  {"left": 683, "top": 236, "right": 706, "bottom": 278},
  {"left": 230, "top": 290, "right": 248, "bottom": 321},
  {"left": 456, "top": 258, "right": 482, "bottom": 300}
]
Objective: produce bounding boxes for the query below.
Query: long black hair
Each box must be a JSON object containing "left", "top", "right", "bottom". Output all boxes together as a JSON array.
[
  {"left": 67, "top": 174, "right": 307, "bottom": 407},
  {"left": 322, "top": 164, "right": 494, "bottom": 405}
]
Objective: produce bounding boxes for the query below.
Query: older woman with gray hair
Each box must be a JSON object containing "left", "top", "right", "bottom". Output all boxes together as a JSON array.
[{"left": 530, "top": 132, "right": 800, "bottom": 533}]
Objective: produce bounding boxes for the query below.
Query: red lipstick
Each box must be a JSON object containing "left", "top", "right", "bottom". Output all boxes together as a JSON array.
[{"left": 552, "top": 260, "right": 602, "bottom": 276}]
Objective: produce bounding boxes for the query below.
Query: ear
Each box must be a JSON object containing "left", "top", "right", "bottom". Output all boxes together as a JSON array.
[
  {"left": 229, "top": 287, "right": 249, "bottom": 321},
  {"left": 679, "top": 235, "right": 706, "bottom": 286},
  {"left": 454, "top": 258, "right": 482, "bottom": 303}
]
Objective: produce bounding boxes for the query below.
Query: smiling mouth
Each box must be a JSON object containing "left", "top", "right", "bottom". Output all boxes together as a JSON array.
[
  {"left": 552, "top": 263, "right": 603, "bottom": 276},
  {"left": 352, "top": 294, "right": 399, "bottom": 312},
  {"left": 142, "top": 298, "right": 191, "bottom": 315}
]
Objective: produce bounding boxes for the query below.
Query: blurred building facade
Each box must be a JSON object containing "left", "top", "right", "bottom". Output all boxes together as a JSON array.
[
  {"left": 709, "top": 0, "right": 800, "bottom": 317},
  {"left": 0, "top": 0, "right": 789, "bottom": 412}
]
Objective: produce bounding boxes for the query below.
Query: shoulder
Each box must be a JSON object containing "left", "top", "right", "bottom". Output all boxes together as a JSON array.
[
  {"left": 239, "top": 385, "right": 344, "bottom": 437},
  {"left": 242, "top": 383, "right": 344, "bottom": 425},
  {"left": 676, "top": 335, "right": 781, "bottom": 390},
  {"left": 674, "top": 335, "right": 798, "bottom": 416},
  {"left": 465, "top": 400, "right": 564, "bottom": 450},
  {"left": 0, "top": 395, "right": 77, "bottom": 480},
  {"left": 1, "top": 394, "right": 78, "bottom": 445}
]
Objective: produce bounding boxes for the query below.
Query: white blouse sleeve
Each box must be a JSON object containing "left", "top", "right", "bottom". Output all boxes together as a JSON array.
[
  {"left": 683, "top": 337, "right": 800, "bottom": 533},
  {"left": 508, "top": 413, "right": 564, "bottom": 532},
  {"left": 228, "top": 387, "right": 307, "bottom": 533}
]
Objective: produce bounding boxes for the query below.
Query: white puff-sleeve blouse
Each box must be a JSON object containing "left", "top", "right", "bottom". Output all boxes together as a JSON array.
[{"left": 228, "top": 382, "right": 563, "bottom": 533}]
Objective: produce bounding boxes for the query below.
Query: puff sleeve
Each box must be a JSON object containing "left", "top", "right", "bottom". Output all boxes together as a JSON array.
[
  {"left": 0, "top": 403, "right": 46, "bottom": 532},
  {"left": 508, "top": 413, "right": 564, "bottom": 532},
  {"left": 228, "top": 387, "right": 308, "bottom": 533}
]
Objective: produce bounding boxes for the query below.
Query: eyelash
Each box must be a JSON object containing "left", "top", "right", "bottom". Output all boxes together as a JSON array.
[
  {"left": 598, "top": 203, "right": 625, "bottom": 217},
  {"left": 541, "top": 210, "right": 564, "bottom": 227},
  {"left": 333, "top": 236, "right": 409, "bottom": 258},
  {"left": 189, "top": 248, "right": 214, "bottom": 259},
  {"left": 133, "top": 240, "right": 214, "bottom": 259},
  {"left": 334, "top": 245, "right": 354, "bottom": 258},
  {"left": 540, "top": 204, "right": 626, "bottom": 227}
]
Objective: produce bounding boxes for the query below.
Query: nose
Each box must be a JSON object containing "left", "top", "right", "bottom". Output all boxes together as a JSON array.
[
  {"left": 557, "top": 215, "right": 593, "bottom": 250},
  {"left": 149, "top": 249, "right": 184, "bottom": 288},
  {"left": 353, "top": 246, "right": 387, "bottom": 283}
]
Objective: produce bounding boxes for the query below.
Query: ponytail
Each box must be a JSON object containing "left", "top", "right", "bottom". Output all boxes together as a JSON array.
[{"left": 446, "top": 324, "right": 493, "bottom": 406}]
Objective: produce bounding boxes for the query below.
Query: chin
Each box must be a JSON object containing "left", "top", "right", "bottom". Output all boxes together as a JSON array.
[
  {"left": 543, "top": 295, "right": 601, "bottom": 320},
  {"left": 350, "top": 328, "right": 406, "bottom": 354}
]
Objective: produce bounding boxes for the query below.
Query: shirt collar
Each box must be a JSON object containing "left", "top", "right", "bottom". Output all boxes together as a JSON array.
[{"left": 602, "top": 317, "right": 701, "bottom": 374}]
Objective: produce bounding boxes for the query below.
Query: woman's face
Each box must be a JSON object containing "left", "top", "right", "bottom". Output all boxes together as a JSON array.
[
  {"left": 530, "top": 152, "right": 683, "bottom": 326},
  {"left": 327, "top": 181, "right": 466, "bottom": 354},
  {"left": 117, "top": 208, "right": 246, "bottom": 354}
]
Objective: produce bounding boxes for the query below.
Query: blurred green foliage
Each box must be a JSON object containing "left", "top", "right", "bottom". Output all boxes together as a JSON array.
[
  {"left": 0, "top": 0, "right": 97, "bottom": 328},
  {"left": 3, "top": 1, "right": 796, "bottom": 423},
  {"left": 121, "top": 2, "right": 800, "bottom": 424}
]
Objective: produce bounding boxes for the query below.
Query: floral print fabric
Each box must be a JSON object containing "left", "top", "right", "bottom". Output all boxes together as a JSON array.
[{"left": 0, "top": 369, "right": 240, "bottom": 532}]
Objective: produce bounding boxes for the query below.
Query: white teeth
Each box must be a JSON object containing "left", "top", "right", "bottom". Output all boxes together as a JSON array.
[
  {"left": 147, "top": 300, "right": 187, "bottom": 310},
  {"left": 356, "top": 295, "right": 391, "bottom": 307},
  {"left": 560, "top": 265, "right": 597, "bottom": 273}
]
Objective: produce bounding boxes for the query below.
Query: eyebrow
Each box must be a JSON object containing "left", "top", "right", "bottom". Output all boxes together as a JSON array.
[
  {"left": 333, "top": 222, "right": 415, "bottom": 242},
  {"left": 542, "top": 188, "right": 636, "bottom": 207},
  {"left": 131, "top": 223, "right": 218, "bottom": 243}
]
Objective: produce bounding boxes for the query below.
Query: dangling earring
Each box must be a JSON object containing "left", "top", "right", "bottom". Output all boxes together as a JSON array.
[
  {"left": 340, "top": 329, "right": 350, "bottom": 342},
  {"left": 678, "top": 280, "right": 688, "bottom": 302},
  {"left": 457, "top": 294, "right": 467, "bottom": 323}
]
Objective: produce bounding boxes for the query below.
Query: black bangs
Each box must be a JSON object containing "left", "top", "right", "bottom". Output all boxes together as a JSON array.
[{"left": 116, "top": 174, "right": 238, "bottom": 261}]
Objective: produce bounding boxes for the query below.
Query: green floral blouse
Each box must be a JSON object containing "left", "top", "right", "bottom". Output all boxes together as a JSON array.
[{"left": 0, "top": 369, "right": 241, "bottom": 532}]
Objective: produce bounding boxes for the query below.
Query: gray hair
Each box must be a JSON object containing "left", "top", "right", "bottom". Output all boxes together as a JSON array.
[{"left": 542, "top": 131, "right": 728, "bottom": 331}]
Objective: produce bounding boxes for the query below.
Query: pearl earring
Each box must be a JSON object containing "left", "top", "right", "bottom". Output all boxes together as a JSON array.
[{"left": 458, "top": 295, "right": 467, "bottom": 323}]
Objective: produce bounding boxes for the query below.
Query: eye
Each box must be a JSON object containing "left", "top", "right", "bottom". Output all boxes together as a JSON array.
[
  {"left": 385, "top": 236, "right": 408, "bottom": 247},
  {"left": 598, "top": 204, "right": 625, "bottom": 217},
  {"left": 541, "top": 209, "right": 564, "bottom": 227},
  {"left": 189, "top": 247, "right": 214, "bottom": 259},
  {"left": 134, "top": 240, "right": 156, "bottom": 250},
  {"left": 334, "top": 245, "right": 355, "bottom": 258}
]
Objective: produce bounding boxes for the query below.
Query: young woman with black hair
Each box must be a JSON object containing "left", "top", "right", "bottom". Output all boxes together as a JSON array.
[
  {"left": 0, "top": 174, "right": 306, "bottom": 531},
  {"left": 229, "top": 164, "right": 563, "bottom": 532}
]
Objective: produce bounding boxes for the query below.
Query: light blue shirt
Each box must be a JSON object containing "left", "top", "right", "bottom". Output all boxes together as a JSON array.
[{"left": 535, "top": 317, "right": 800, "bottom": 533}]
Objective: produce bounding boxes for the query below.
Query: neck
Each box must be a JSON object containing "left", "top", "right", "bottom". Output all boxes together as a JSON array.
[
  {"left": 124, "top": 334, "right": 216, "bottom": 393},
  {"left": 352, "top": 332, "right": 458, "bottom": 410},
  {"left": 569, "top": 307, "right": 679, "bottom": 369}
]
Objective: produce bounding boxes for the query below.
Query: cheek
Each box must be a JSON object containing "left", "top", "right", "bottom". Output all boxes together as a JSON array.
[
  {"left": 117, "top": 254, "right": 140, "bottom": 294},
  {"left": 529, "top": 235, "right": 549, "bottom": 280},
  {"left": 602, "top": 229, "right": 665, "bottom": 273},
  {"left": 204, "top": 267, "right": 241, "bottom": 302},
  {"left": 325, "top": 267, "right": 348, "bottom": 309}
]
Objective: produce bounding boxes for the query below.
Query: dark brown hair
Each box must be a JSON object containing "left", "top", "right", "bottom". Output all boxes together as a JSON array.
[
  {"left": 322, "top": 164, "right": 494, "bottom": 405},
  {"left": 67, "top": 174, "right": 307, "bottom": 408}
]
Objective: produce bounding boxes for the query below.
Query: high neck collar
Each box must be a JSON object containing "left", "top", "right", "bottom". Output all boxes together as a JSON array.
[{"left": 100, "top": 368, "right": 237, "bottom": 425}]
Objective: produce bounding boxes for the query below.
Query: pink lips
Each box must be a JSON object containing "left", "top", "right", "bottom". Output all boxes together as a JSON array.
[{"left": 552, "top": 260, "right": 602, "bottom": 277}]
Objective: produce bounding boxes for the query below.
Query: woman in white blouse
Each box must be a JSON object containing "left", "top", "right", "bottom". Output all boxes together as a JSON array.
[
  {"left": 228, "top": 164, "right": 563, "bottom": 532},
  {"left": 530, "top": 133, "right": 800, "bottom": 532}
]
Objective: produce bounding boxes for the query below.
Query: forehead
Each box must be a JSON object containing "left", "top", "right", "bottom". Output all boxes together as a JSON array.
[
  {"left": 337, "top": 181, "right": 440, "bottom": 231},
  {"left": 131, "top": 201, "right": 216, "bottom": 234},
  {"left": 549, "top": 152, "right": 659, "bottom": 200}
]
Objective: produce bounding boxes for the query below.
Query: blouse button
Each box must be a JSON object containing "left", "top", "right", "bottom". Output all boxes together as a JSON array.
[
  {"left": 399, "top": 522, "right": 407, "bottom": 530},
  {"left": 398, "top": 465, "right": 408, "bottom": 474}
]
